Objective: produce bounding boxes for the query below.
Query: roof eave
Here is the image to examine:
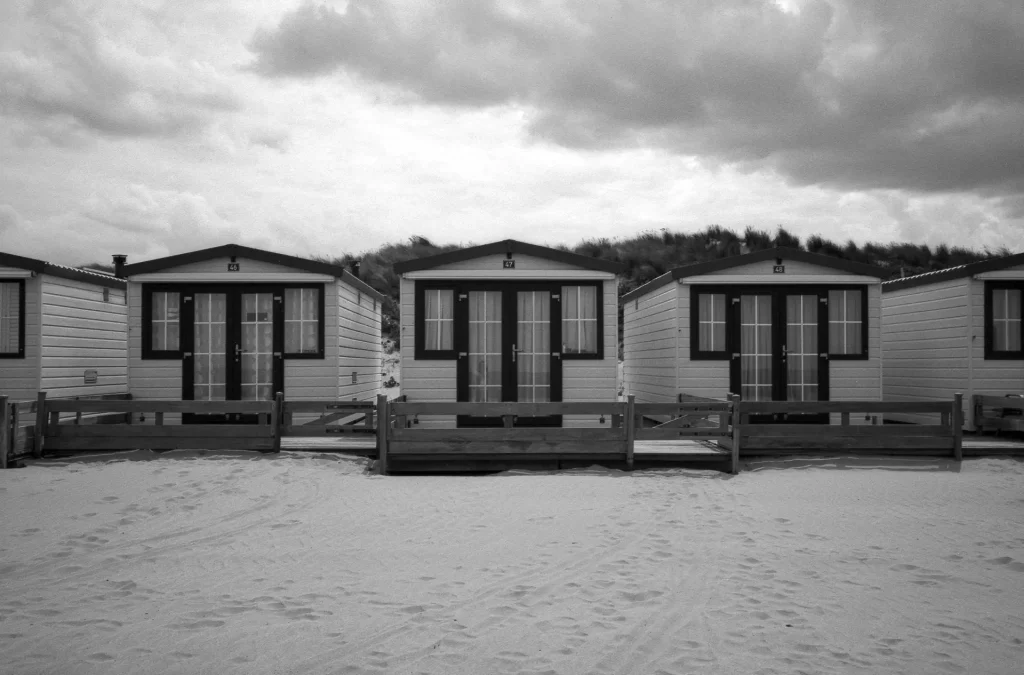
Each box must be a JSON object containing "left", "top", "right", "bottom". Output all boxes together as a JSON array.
[{"left": 393, "top": 239, "right": 625, "bottom": 274}]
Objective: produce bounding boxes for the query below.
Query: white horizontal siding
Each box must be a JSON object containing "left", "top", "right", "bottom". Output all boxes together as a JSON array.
[
  {"left": 39, "top": 275, "right": 128, "bottom": 398},
  {"left": 696, "top": 258, "right": 873, "bottom": 278},
  {"left": 337, "top": 281, "right": 383, "bottom": 402},
  {"left": 623, "top": 282, "right": 677, "bottom": 403},
  {"left": 830, "top": 284, "right": 882, "bottom": 403},
  {"left": 399, "top": 275, "right": 618, "bottom": 428},
  {"left": 0, "top": 274, "right": 40, "bottom": 401},
  {"left": 677, "top": 284, "right": 732, "bottom": 399},
  {"left": 426, "top": 253, "right": 590, "bottom": 272},
  {"left": 143, "top": 256, "right": 307, "bottom": 275},
  {"left": 968, "top": 278, "right": 1024, "bottom": 423},
  {"left": 882, "top": 277, "right": 971, "bottom": 424},
  {"left": 400, "top": 278, "right": 457, "bottom": 427},
  {"left": 282, "top": 282, "right": 340, "bottom": 401},
  {"left": 563, "top": 279, "right": 618, "bottom": 427},
  {"left": 127, "top": 283, "right": 181, "bottom": 400}
]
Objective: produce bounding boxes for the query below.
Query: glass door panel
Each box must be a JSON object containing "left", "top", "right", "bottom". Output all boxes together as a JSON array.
[
  {"left": 240, "top": 293, "right": 275, "bottom": 401},
  {"left": 516, "top": 290, "right": 551, "bottom": 403},
  {"left": 740, "top": 294, "right": 772, "bottom": 402},
  {"left": 468, "top": 291, "right": 502, "bottom": 403},
  {"left": 193, "top": 292, "right": 228, "bottom": 401},
  {"left": 785, "top": 295, "right": 819, "bottom": 402}
]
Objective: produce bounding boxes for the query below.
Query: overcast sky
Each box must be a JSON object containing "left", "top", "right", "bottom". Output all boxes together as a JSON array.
[{"left": 2, "top": 0, "right": 1022, "bottom": 267}]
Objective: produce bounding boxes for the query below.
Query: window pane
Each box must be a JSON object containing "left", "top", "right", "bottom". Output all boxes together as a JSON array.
[
  {"left": 993, "top": 289, "right": 1022, "bottom": 352},
  {"left": 301, "top": 323, "right": 318, "bottom": 353},
  {"left": 828, "top": 290, "right": 863, "bottom": 355},
  {"left": 1, "top": 282, "right": 20, "bottom": 353},
  {"left": 1007, "top": 321, "right": 1022, "bottom": 352},
  {"left": 579, "top": 286, "right": 597, "bottom": 320},
  {"left": 423, "top": 289, "right": 453, "bottom": 351},
  {"left": 562, "top": 286, "right": 598, "bottom": 355},
  {"left": 303, "top": 289, "right": 319, "bottom": 320},
  {"left": 153, "top": 292, "right": 166, "bottom": 321},
  {"left": 286, "top": 288, "right": 322, "bottom": 354},
  {"left": 698, "top": 293, "right": 725, "bottom": 352},
  {"left": 285, "top": 288, "right": 300, "bottom": 320},
  {"left": 151, "top": 291, "right": 180, "bottom": 352}
]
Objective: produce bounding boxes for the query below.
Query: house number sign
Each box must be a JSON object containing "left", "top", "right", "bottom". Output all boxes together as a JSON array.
[
  {"left": 228, "top": 262, "right": 240, "bottom": 271},
  {"left": 773, "top": 265, "right": 785, "bottom": 273},
  {"left": 503, "top": 259, "right": 516, "bottom": 269}
]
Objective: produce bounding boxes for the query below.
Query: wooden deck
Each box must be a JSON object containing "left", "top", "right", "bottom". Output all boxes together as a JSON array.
[{"left": 280, "top": 436, "right": 377, "bottom": 455}]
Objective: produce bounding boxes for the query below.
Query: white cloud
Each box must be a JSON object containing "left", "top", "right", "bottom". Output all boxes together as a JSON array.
[{"left": 1, "top": 185, "right": 267, "bottom": 266}]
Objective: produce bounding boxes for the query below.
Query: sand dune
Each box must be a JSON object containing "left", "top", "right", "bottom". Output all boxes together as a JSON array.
[{"left": 1, "top": 452, "right": 1022, "bottom": 674}]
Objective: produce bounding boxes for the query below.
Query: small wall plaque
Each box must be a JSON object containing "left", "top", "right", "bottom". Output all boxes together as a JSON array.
[
  {"left": 773, "top": 265, "right": 785, "bottom": 274},
  {"left": 503, "top": 259, "right": 515, "bottom": 269},
  {"left": 84, "top": 369, "right": 98, "bottom": 384},
  {"left": 227, "top": 262, "right": 240, "bottom": 271}
]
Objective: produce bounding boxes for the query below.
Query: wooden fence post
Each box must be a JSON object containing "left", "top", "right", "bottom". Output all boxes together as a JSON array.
[
  {"left": 625, "top": 395, "right": 635, "bottom": 470},
  {"left": 271, "top": 392, "right": 284, "bottom": 453},
  {"left": 1, "top": 396, "right": 9, "bottom": 470},
  {"left": 376, "top": 394, "right": 389, "bottom": 475},
  {"left": 731, "top": 394, "right": 741, "bottom": 475},
  {"left": 953, "top": 392, "right": 963, "bottom": 461},
  {"left": 32, "top": 391, "right": 46, "bottom": 459}
]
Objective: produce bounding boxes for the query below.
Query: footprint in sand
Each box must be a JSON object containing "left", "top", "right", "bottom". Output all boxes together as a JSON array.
[
  {"left": 86, "top": 653, "right": 115, "bottom": 662},
  {"left": 987, "top": 556, "right": 1024, "bottom": 572}
]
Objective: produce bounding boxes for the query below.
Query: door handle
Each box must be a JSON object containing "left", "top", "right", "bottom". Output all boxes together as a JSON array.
[{"left": 512, "top": 343, "right": 518, "bottom": 363}]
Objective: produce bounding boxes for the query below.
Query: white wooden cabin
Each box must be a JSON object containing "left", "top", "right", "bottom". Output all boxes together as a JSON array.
[
  {"left": 623, "top": 248, "right": 886, "bottom": 415},
  {"left": 120, "top": 245, "right": 385, "bottom": 414},
  {"left": 882, "top": 252, "right": 1024, "bottom": 429},
  {"left": 393, "top": 240, "right": 624, "bottom": 428},
  {"left": 0, "top": 252, "right": 128, "bottom": 402}
]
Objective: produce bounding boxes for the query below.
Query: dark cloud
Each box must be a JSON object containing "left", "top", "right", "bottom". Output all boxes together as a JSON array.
[
  {"left": 0, "top": 0, "right": 241, "bottom": 141},
  {"left": 249, "top": 0, "right": 1024, "bottom": 197}
]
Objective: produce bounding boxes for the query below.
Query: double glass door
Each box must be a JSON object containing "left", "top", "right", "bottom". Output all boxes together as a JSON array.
[
  {"left": 457, "top": 286, "right": 562, "bottom": 427},
  {"left": 183, "top": 288, "right": 283, "bottom": 422},
  {"left": 731, "top": 290, "right": 828, "bottom": 422}
]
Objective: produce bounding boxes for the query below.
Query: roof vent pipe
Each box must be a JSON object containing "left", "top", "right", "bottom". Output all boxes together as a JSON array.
[
  {"left": 350, "top": 260, "right": 361, "bottom": 279},
  {"left": 112, "top": 254, "right": 127, "bottom": 279}
]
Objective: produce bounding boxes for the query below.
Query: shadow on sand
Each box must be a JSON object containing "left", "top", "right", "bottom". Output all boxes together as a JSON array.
[{"left": 742, "top": 455, "right": 964, "bottom": 472}]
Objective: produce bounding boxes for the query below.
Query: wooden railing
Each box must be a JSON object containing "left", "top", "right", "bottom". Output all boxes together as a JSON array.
[
  {"left": 2, "top": 392, "right": 387, "bottom": 462},
  {"left": 2, "top": 392, "right": 133, "bottom": 464},
  {"left": 973, "top": 395, "right": 1024, "bottom": 433},
  {"left": 280, "top": 398, "right": 377, "bottom": 437},
  {"left": 380, "top": 400, "right": 632, "bottom": 474},
  {"left": 736, "top": 395, "right": 963, "bottom": 461},
  {"left": 634, "top": 396, "right": 738, "bottom": 472},
  {"left": 42, "top": 399, "right": 279, "bottom": 453},
  {"left": 2, "top": 392, "right": 970, "bottom": 472}
]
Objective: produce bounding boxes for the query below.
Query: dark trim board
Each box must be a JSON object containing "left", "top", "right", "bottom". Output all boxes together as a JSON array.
[
  {"left": 984, "top": 280, "right": 1024, "bottom": 360},
  {"left": 141, "top": 282, "right": 327, "bottom": 361},
  {"left": 0, "top": 278, "right": 26, "bottom": 359},
  {"left": 394, "top": 239, "right": 625, "bottom": 274},
  {"left": 621, "top": 247, "right": 886, "bottom": 303},
  {"left": 122, "top": 244, "right": 385, "bottom": 302},
  {"left": 0, "top": 252, "right": 126, "bottom": 289},
  {"left": 882, "top": 251, "right": 1024, "bottom": 292}
]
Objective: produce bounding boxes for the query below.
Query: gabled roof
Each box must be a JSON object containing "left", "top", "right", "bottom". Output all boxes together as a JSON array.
[
  {"left": 393, "top": 239, "right": 625, "bottom": 274},
  {"left": 0, "top": 251, "right": 126, "bottom": 289},
  {"left": 621, "top": 247, "right": 887, "bottom": 303},
  {"left": 882, "top": 251, "right": 1024, "bottom": 292},
  {"left": 121, "top": 244, "right": 386, "bottom": 302}
]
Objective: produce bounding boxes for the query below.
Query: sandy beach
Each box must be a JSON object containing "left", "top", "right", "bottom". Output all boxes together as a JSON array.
[{"left": 2, "top": 452, "right": 1022, "bottom": 674}]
